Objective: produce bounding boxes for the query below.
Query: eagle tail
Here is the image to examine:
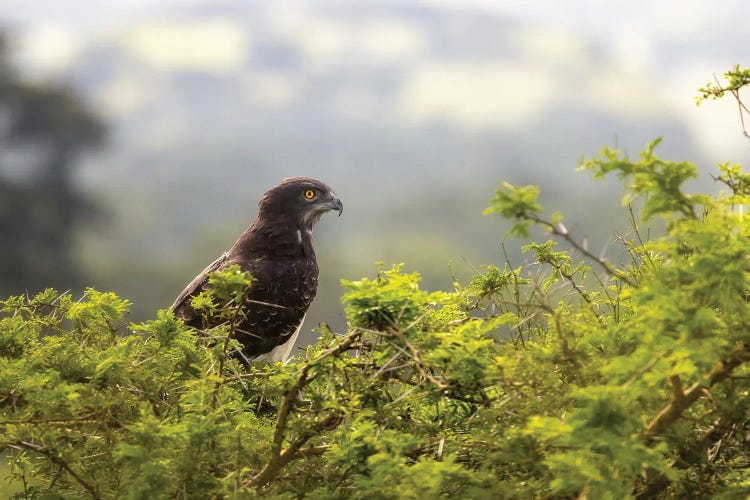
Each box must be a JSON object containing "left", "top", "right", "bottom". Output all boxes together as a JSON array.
[{"left": 267, "top": 314, "right": 306, "bottom": 363}]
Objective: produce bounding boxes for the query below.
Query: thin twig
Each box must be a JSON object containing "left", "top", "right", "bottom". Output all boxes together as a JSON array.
[
  {"left": 392, "top": 329, "right": 449, "bottom": 391},
  {"left": 528, "top": 214, "right": 637, "bottom": 287},
  {"left": 11, "top": 441, "right": 100, "bottom": 499}
]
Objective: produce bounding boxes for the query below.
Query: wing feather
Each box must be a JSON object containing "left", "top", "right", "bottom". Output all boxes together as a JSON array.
[{"left": 171, "top": 252, "right": 230, "bottom": 321}]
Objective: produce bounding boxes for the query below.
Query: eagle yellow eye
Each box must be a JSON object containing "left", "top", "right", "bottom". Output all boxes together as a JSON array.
[{"left": 304, "top": 189, "right": 316, "bottom": 200}]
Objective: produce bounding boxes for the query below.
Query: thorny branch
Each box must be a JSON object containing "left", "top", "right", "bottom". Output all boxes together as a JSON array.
[
  {"left": 710, "top": 72, "right": 750, "bottom": 141},
  {"left": 630, "top": 345, "right": 750, "bottom": 499},
  {"left": 527, "top": 213, "right": 638, "bottom": 287},
  {"left": 10, "top": 441, "right": 101, "bottom": 499},
  {"left": 247, "top": 330, "right": 362, "bottom": 489},
  {"left": 391, "top": 329, "right": 449, "bottom": 391},
  {"left": 644, "top": 343, "right": 750, "bottom": 440}
]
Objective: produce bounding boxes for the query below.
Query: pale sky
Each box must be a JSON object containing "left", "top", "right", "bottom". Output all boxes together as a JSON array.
[
  {"left": 1, "top": 0, "right": 748, "bottom": 162},
  {"left": 2, "top": 0, "right": 748, "bottom": 326}
]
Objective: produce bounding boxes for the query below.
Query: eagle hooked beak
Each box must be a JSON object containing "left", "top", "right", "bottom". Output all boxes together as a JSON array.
[{"left": 327, "top": 196, "right": 343, "bottom": 217}]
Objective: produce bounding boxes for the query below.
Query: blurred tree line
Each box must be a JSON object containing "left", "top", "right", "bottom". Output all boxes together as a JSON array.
[{"left": 0, "top": 32, "right": 106, "bottom": 297}]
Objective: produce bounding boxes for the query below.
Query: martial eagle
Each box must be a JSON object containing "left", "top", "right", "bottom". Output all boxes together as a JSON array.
[{"left": 171, "top": 177, "right": 343, "bottom": 362}]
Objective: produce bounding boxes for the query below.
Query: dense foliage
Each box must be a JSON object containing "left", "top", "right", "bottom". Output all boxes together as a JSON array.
[{"left": 2, "top": 69, "right": 750, "bottom": 498}]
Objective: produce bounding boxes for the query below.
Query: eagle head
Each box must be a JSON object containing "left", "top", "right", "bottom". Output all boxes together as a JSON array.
[{"left": 258, "top": 177, "right": 343, "bottom": 229}]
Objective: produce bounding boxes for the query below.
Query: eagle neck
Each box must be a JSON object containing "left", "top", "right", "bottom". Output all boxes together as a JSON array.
[
  {"left": 232, "top": 215, "right": 316, "bottom": 261},
  {"left": 298, "top": 225, "right": 316, "bottom": 260}
]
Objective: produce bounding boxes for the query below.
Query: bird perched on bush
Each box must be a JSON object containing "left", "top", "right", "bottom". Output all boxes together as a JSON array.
[{"left": 171, "top": 177, "right": 343, "bottom": 362}]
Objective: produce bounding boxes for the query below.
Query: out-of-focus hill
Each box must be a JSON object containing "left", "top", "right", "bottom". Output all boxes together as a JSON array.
[{"left": 2, "top": 1, "right": 748, "bottom": 341}]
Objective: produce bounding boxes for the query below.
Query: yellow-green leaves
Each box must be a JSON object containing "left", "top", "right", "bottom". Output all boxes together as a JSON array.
[
  {"left": 484, "top": 182, "right": 544, "bottom": 237},
  {"left": 5, "top": 125, "right": 750, "bottom": 497},
  {"left": 579, "top": 138, "right": 704, "bottom": 220},
  {"left": 697, "top": 64, "right": 750, "bottom": 103},
  {"left": 341, "top": 263, "right": 454, "bottom": 331}
]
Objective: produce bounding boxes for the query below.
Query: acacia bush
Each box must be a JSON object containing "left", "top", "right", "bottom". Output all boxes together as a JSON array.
[{"left": 3, "top": 69, "right": 750, "bottom": 498}]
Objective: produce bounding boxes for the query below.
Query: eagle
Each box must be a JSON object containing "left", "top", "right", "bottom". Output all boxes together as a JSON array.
[{"left": 171, "top": 177, "right": 343, "bottom": 362}]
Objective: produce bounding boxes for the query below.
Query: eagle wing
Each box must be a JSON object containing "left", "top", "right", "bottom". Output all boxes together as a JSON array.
[{"left": 171, "top": 251, "right": 230, "bottom": 322}]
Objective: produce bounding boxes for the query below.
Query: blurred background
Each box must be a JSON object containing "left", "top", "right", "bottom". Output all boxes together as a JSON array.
[{"left": 0, "top": 0, "right": 748, "bottom": 342}]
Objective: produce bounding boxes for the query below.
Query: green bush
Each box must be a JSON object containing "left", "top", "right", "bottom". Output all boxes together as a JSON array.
[{"left": 2, "top": 69, "right": 750, "bottom": 498}]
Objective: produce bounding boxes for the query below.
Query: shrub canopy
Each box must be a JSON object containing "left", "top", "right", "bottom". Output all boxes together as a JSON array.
[{"left": 3, "top": 67, "right": 750, "bottom": 498}]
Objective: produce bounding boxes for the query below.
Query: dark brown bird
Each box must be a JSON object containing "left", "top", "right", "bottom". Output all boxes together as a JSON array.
[{"left": 171, "top": 177, "right": 343, "bottom": 361}]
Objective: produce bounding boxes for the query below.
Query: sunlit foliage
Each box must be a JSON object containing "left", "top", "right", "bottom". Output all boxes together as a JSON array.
[{"left": 2, "top": 68, "right": 750, "bottom": 498}]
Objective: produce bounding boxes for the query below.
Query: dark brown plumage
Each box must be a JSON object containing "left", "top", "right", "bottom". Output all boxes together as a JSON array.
[{"left": 171, "top": 177, "right": 342, "bottom": 361}]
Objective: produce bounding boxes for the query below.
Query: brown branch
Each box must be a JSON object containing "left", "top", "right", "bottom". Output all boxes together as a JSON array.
[
  {"left": 247, "top": 331, "right": 361, "bottom": 489},
  {"left": 271, "top": 331, "right": 359, "bottom": 455},
  {"left": 12, "top": 441, "right": 100, "bottom": 499},
  {"left": 622, "top": 352, "right": 667, "bottom": 389},
  {"left": 249, "top": 411, "right": 342, "bottom": 489},
  {"left": 701, "top": 72, "right": 750, "bottom": 141},
  {"left": 294, "top": 445, "right": 331, "bottom": 458},
  {"left": 636, "top": 344, "right": 750, "bottom": 498},
  {"left": 270, "top": 370, "right": 312, "bottom": 458},
  {"left": 0, "top": 416, "right": 101, "bottom": 426},
  {"left": 645, "top": 343, "right": 750, "bottom": 440},
  {"left": 638, "top": 406, "right": 745, "bottom": 500},
  {"left": 392, "top": 329, "right": 449, "bottom": 391},
  {"left": 668, "top": 374, "right": 684, "bottom": 402},
  {"left": 528, "top": 214, "right": 638, "bottom": 287},
  {"left": 721, "top": 73, "right": 750, "bottom": 141},
  {"left": 555, "top": 266, "right": 605, "bottom": 326},
  {"left": 211, "top": 283, "right": 259, "bottom": 409}
]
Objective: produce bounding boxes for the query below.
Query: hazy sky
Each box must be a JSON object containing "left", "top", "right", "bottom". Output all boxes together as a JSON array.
[
  {"left": 2, "top": 0, "right": 748, "bottom": 163},
  {"left": 1, "top": 0, "right": 748, "bottom": 331}
]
